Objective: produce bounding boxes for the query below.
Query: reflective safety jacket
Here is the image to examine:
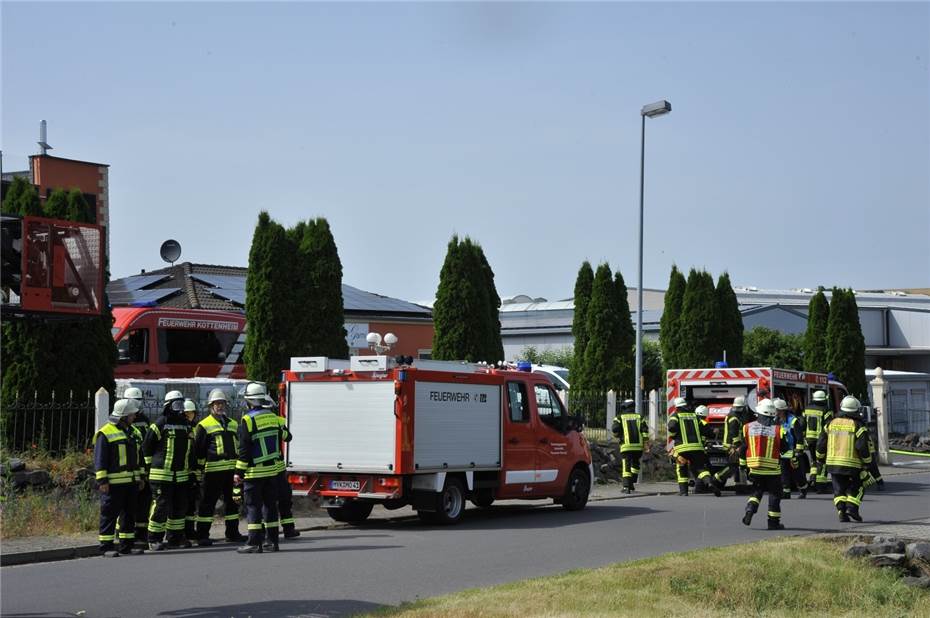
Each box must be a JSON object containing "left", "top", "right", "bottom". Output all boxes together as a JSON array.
[
  {"left": 816, "top": 416, "right": 871, "bottom": 474},
  {"left": 803, "top": 404, "right": 832, "bottom": 441},
  {"left": 94, "top": 421, "right": 141, "bottom": 486},
  {"left": 612, "top": 413, "right": 648, "bottom": 453},
  {"left": 780, "top": 414, "right": 804, "bottom": 459},
  {"left": 142, "top": 414, "right": 197, "bottom": 483},
  {"left": 236, "top": 408, "right": 287, "bottom": 480},
  {"left": 722, "top": 411, "right": 744, "bottom": 449},
  {"left": 739, "top": 420, "right": 783, "bottom": 475},
  {"left": 668, "top": 411, "right": 705, "bottom": 455},
  {"left": 194, "top": 414, "right": 239, "bottom": 473}
]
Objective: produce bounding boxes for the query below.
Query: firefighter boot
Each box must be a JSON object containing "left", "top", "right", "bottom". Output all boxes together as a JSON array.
[
  {"left": 767, "top": 518, "right": 785, "bottom": 531},
  {"left": 282, "top": 523, "right": 300, "bottom": 539},
  {"left": 678, "top": 483, "right": 689, "bottom": 496},
  {"left": 236, "top": 543, "right": 263, "bottom": 554},
  {"left": 262, "top": 529, "right": 280, "bottom": 552},
  {"left": 742, "top": 498, "right": 759, "bottom": 526},
  {"left": 848, "top": 507, "right": 863, "bottom": 523},
  {"left": 166, "top": 530, "right": 192, "bottom": 549},
  {"left": 837, "top": 504, "right": 850, "bottom": 523},
  {"left": 225, "top": 520, "right": 246, "bottom": 543},
  {"left": 710, "top": 478, "right": 722, "bottom": 498}
]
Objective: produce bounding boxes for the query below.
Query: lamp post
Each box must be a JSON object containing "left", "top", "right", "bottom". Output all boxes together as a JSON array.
[{"left": 635, "top": 100, "right": 671, "bottom": 420}]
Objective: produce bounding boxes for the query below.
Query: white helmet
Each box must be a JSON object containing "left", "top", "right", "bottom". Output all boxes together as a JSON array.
[
  {"left": 207, "top": 389, "right": 228, "bottom": 405},
  {"left": 164, "top": 390, "right": 184, "bottom": 403},
  {"left": 773, "top": 398, "right": 789, "bottom": 411},
  {"left": 112, "top": 398, "right": 141, "bottom": 419},
  {"left": 695, "top": 405, "right": 709, "bottom": 418},
  {"left": 124, "top": 387, "right": 143, "bottom": 401},
  {"left": 756, "top": 398, "right": 776, "bottom": 418},
  {"left": 674, "top": 397, "right": 688, "bottom": 409},
  {"left": 812, "top": 390, "right": 827, "bottom": 403},
  {"left": 732, "top": 396, "right": 746, "bottom": 408},
  {"left": 183, "top": 399, "right": 197, "bottom": 413},
  {"left": 244, "top": 382, "right": 272, "bottom": 406},
  {"left": 840, "top": 396, "right": 861, "bottom": 415}
]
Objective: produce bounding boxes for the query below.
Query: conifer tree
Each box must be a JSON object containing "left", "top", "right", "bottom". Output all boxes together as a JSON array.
[
  {"left": 66, "top": 189, "right": 92, "bottom": 223},
  {"left": 299, "top": 218, "right": 349, "bottom": 359},
  {"left": 803, "top": 287, "right": 830, "bottom": 373},
  {"left": 677, "top": 269, "right": 719, "bottom": 368},
  {"left": 659, "top": 265, "right": 686, "bottom": 369},
  {"left": 613, "top": 270, "right": 635, "bottom": 391},
  {"left": 433, "top": 236, "right": 474, "bottom": 361},
  {"left": 826, "top": 288, "right": 868, "bottom": 400},
  {"left": 715, "top": 272, "right": 743, "bottom": 366},
  {"left": 470, "top": 240, "right": 504, "bottom": 363},
  {"left": 1, "top": 176, "right": 42, "bottom": 216},
  {"left": 43, "top": 188, "right": 69, "bottom": 219},
  {"left": 581, "top": 263, "right": 625, "bottom": 391}
]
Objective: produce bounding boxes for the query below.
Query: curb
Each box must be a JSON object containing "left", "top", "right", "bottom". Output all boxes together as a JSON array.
[{"left": 1, "top": 544, "right": 99, "bottom": 567}]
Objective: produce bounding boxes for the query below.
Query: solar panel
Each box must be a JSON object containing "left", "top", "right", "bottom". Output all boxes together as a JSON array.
[
  {"left": 341, "top": 284, "right": 430, "bottom": 314},
  {"left": 206, "top": 287, "right": 246, "bottom": 306},
  {"left": 109, "top": 287, "right": 181, "bottom": 305},
  {"left": 109, "top": 274, "right": 170, "bottom": 293},
  {"left": 192, "top": 274, "right": 246, "bottom": 290}
]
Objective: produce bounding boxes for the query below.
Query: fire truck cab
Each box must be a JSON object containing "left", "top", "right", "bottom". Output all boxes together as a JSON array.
[
  {"left": 283, "top": 356, "right": 593, "bottom": 525},
  {"left": 666, "top": 367, "right": 849, "bottom": 473}
]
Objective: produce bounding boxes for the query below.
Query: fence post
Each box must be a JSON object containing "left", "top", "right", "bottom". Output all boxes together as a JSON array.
[
  {"left": 648, "top": 389, "right": 659, "bottom": 440},
  {"left": 871, "top": 367, "right": 890, "bottom": 465},
  {"left": 95, "top": 387, "right": 110, "bottom": 431},
  {"left": 606, "top": 390, "right": 616, "bottom": 433}
]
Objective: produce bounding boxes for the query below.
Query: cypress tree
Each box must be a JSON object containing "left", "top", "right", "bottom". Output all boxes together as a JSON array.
[
  {"left": 803, "top": 287, "right": 830, "bottom": 373},
  {"left": 1, "top": 176, "right": 42, "bottom": 216},
  {"left": 826, "top": 288, "right": 868, "bottom": 400},
  {"left": 715, "top": 272, "right": 743, "bottom": 366},
  {"left": 470, "top": 240, "right": 504, "bottom": 363},
  {"left": 571, "top": 261, "right": 594, "bottom": 379},
  {"left": 743, "top": 327, "right": 804, "bottom": 368},
  {"left": 581, "top": 263, "right": 624, "bottom": 391},
  {"left": 613, "top": 270, "right": 635, "bottom": 391},
  {"left": 299, "top": 218, "right": 349, "bottom": 359},
  {"left": 659, "top": 265, "right": 686, "bottom": 369},
  {"left": 66, "top": 188, "right": 93, "bottom": 223},
  {"left": 433, "top": 236, "right": 475, "bottom": 361},
  {"left": 43, "top": 189, "right": 69, "bottom": 219},
  {"left": 678, "top": 269, "right": 719, "bottom": 368}
]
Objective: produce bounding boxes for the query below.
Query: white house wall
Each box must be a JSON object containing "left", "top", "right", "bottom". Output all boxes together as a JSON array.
[
  {"left": 889, "top": 309, "right": 930, "bottom": 348},
  {"left": 741, "top": 307, "right": 807, "bottom": 335}
]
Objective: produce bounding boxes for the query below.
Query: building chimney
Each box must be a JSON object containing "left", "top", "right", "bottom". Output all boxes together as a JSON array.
[{"left": 38, "top": 120, "right": 53, "bottom": 155}]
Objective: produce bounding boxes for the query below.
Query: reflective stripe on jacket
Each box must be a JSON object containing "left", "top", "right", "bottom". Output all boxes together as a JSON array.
[
  {"left": 741, "top": 421, "right": 782, "bottom": 475},
  {"left": 668, "top": 411, "right": 704, "bottom": 455},
  {"left": 237, "top": 409, "right": 284, "bottom": 480},
  {"left": 195, "top": 414, "right": 239, "bottom": 472},
  {"left": 94, "top": 422, "right": 139, "bottom": 485},
  {"left": 613, "top": 413, "right": 647, "bottom": 453}
]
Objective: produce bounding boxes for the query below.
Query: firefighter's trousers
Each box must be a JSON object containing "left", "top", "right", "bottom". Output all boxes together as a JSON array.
[
  {"left": 185, "top": 480, "right": 200, "bottom": 540},
  {"left": 807, "top": 440, "right": 828, "bottom": 484},
  {"left": 780, "top": 458, "right": 808, "bottom": 496},
  {"left": 100, "top": 483, "right": 137, "bottom": 552},
  {"left": 275, "top": 470, "right": 296, "bottom": 533},
  {"left": 832, "top": 473, "right": 863, "bottom": 516},
  {"left": 197, "top": 470, "right": 242, "bottom": 540},
  {"left": 244, "top": 477, "right": 279, "bottom": 547},
  {"left": 148, "top": 481, "right": 188, "bottom": 545},
  {"left": 746, "top": 473, "right": 783, "bottom": 523},
  {"left": 133, "top": 480, "right": 151, "bottom": 544},
  {"left": 676, "top": 451, "right": 713, "bottom": 494},
  {"left": 620, "top": 451, "right": 642, "bottom": 490}
]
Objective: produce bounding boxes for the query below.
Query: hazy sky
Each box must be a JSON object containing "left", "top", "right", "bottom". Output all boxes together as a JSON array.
[{"left": 3, "top": 1, "right": 928, "bottom": 304}]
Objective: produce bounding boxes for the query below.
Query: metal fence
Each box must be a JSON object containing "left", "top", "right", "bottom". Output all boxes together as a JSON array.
[
  {"left": 1, "top": 391, "right": 97, "bottom": 455},
  {"left": 567, "top": 389, "right": 667, "bottom": 444}
]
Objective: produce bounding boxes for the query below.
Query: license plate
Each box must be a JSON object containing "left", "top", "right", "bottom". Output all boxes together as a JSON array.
[
  {"left": 330, "top": 480, "right": 360, "bottom": 491},
  {"left": 710, "top": 458, "right": 728, "bottom": 467}
]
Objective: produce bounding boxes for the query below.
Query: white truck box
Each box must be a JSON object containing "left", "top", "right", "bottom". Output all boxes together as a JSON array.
[{"left": 413, "top": 381, "right": 501, "bottom": 470}]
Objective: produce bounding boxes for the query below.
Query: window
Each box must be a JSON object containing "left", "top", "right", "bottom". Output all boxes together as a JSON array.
[
  {"left": 507, "top": 382, "right": 529, "bottom": 423},
  {"left": 534, "top": 384, "right": 565, "bottom": 421},
  {"left": 157, "top": 328, "right": 239, "bottom": 364},
  {"left": 117, "top": 328, "right": 148, "bottom": 364}
]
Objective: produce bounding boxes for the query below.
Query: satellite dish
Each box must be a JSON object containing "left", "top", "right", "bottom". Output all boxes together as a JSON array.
[{"left": 160, "top": 239, "right": 182, "bottom": 265}]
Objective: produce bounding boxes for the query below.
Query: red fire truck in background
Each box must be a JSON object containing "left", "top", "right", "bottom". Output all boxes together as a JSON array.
[
  {"left": 666, "top": 366, "right": 850, "bottom": 474},
  {"left": 283, "top": 356, "right": 593, "bottom": 525}
]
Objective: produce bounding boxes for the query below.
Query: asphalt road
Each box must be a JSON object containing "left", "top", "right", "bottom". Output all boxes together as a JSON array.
[{"left": 3, "top": 471, "right": 929, "bottom": 618}]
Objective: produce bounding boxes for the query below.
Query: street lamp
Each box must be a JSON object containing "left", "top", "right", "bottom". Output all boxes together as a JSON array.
[{"left": 635, "top": 99, "right": 671, "bottom": 421}]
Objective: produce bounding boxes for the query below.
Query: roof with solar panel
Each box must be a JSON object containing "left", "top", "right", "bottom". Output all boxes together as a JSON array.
[{"left": 108, "top": 263, "right": 431, "bottom": 318}]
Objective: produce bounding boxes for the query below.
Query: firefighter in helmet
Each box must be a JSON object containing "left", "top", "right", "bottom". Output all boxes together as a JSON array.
[
  {"left": 714, "top": 396, "right": 748, "bottom": 488},
  {"left": 816, "top": 396, "right": 871, "bottom": 522},
  {"left": 143, "top": 390, "right": 197, "bottom": 550},
  {"left": 611, "top": 399, "right": 648, "bottom": 493},
  {"left": 235, "top": 382, "right": 286, "bottom": 553},
  {"left": 774, "top": 398, "right": 808, "bottom": 499},
  {"left": 739, "top": 399, "right": 786, "bottom": 530},
  {"left": 802, "top": 390, "right": 832, "bottom": 490},
  {"left": 183, "top": 399, "right": 203, "bottom": 543},
  {"left": 194, "top": 388, "right": 245, "bottom": 544},
  {"left": 668, "top": 397, "right": 721, "bottom": 497},
  {"left": 123, "top": 387, "right": 151, "bottom": 547}
]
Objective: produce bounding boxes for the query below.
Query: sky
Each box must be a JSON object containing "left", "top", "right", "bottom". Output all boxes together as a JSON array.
[{"left": 2, "top": 1, "right": 928, "bottom": 305}]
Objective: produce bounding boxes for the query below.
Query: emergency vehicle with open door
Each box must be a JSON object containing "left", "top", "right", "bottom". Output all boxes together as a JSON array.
[
  {"left": 666, "top": 367, "right": 849, "bottom": 475},
  {"left": 283, "top": 355, "right": 594, "bottom": 525}
]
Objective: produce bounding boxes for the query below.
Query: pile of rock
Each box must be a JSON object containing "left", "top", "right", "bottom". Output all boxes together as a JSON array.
[
  {"left": 589, "top": 440, "right": 676, "bottom": 484},
  {"left": 0, "top": 458, "right": 94, "bottom": 493},
  {"left": 888, "top": 432, "right": 930, "bottom": 454},
  {"left": 844, "top": 535, "right": 930, "bottom": 589}
]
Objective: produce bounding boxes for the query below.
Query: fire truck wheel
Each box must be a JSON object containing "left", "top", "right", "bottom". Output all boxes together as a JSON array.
[
  {"left": 471, "top": 489, "right": 495, "bottom": 508},
  {"left": 423, "top": 477, "right": 466, "bottom": 525},
  {"left": 326, "top": 501, "right": 374, "bottom": 524},
  {"left": 560, "top": 466, "right": 590, "bottom": 511}
]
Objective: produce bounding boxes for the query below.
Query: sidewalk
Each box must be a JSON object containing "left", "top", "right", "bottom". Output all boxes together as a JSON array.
[{"left": 1, "top": 464, "right": 923, "bottom": 567}]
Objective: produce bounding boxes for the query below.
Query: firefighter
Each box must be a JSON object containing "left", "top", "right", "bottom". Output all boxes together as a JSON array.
[
  {"left": 194, "top": 389, "right": 245, "bottom": 544},
  {"left": 235, "top": 382, "right": 285, "bottom": 554},
  {"left": 611, "top": 399, "right": 648, "bottom": 493},
  {"left": 271, "top": 396, "right": 300, "bottom": 540},
  {"left": 667, "top": 397, "right": 721, "bottom": 497},
  {"left": 816, "top": 396, "right": 872, "bottom": 522},
  {"left": 714, "top": 396, "right": 748, "bottom": 487},
  {"left": 183, "top": 399, "right": 202, "bottom": 543},
  {"left": 94, "top": 398, "right": 144, "bottom": 556},
  {"left": 143, "top": 390, "right": 197, "bottom": 551},
  {"left": 739, "top": 399, "right": 786, "bottom": 530},
  {"left": 123, "top": 387, "right": 151, "bottom": 547},
  {"left": 775, "top": 398, "right": 808, "bottom": 499},
  {"left": 802, "top": 390, "right": 832, "bottom": 490}
]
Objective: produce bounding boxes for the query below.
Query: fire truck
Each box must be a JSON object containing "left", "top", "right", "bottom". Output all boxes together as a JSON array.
[
  {"left": 283, "top": 356, "right": 594, "bottom": 525},
  {"left": 665, "top": 366, "right": 850, "bottom": 474}
]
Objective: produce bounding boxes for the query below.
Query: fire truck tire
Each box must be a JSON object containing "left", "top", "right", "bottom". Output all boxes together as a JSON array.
[
  {"left": 471, "top": 489, "right": 495, "bottom": 508},
  {"left": 327, "top": 501, "right": 374, "bottom": 524},
  {"left": 420, "top": 477, "right": 466, "bottom": 525},
  {"left": 560, "top": 466, "right": 590, "bottom": 511}
]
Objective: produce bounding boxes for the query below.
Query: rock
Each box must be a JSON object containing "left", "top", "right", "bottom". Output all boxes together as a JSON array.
[
  {"left": 902, "top": 576, "right": 930, "bottom": 589},
  {"left": 919, "top": 435, "right": 930, "bottom": 446},
  {"left": 867, "top": 553, "right": 907, "bottom": 568},
  {"left": 845, "top": 544, "right": 871, "bottom": 558},
  {"left": 871, "top": 535, "right": 900, "bottom": 544},
  {"left": 867, "top": 541, "right": 906, "bottom": 555},
  {"left": 905, "top": 542, "right": 930, "bottom": 562},
  {"left": 1, "top": 457, "right": 27, "bottom": 474},
  {"left": 11, "top": 470, "right": 30, "bottom": 490},
  {"left": 25, "top": 469, "right": 52, "bottom": 488},
  {"left": 73, "top": 467, "right": 94, "bottom": 486},
  {"left": 904, "top": 433, "right": 919, "bottom": 445}
]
